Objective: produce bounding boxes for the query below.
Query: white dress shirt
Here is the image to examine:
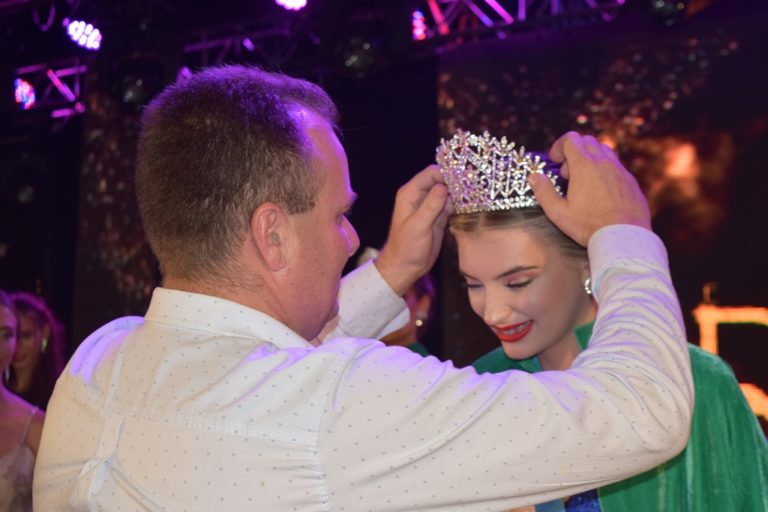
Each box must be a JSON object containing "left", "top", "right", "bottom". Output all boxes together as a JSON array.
[{"left": 34, "top": 226, "right": 693, "bottom": 512}]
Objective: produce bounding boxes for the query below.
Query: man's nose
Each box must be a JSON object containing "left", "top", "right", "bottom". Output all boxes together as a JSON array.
[{"left": 346, "top": 219, "right": 360, "bottom": 256}]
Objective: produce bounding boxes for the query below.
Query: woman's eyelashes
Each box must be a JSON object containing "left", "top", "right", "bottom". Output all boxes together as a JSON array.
[
  {"left": 505, "top": 279, "right": 532, "bottom": 290},
  {"left": 462, "top": 279, "right": 532, "bottom": 290}
]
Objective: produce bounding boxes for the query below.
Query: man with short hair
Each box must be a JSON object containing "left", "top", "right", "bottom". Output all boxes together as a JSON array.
[{"left": 34, "top": 65, "right": 693, "bottom": 511}]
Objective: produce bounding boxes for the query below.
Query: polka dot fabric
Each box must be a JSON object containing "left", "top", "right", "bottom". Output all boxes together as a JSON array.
[{"left": 34, "top": 227, "right": 692, "bottom": 511}]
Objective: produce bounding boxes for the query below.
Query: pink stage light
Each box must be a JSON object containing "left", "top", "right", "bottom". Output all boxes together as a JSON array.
[
  {"left": 275, "top": 0, "right": 307, "bottom": 11},
  {"left": 14, "top": 78, "right": 36, "bottom": 110},
  {"left": 412, "top": 9, "right": 427, "bottom": 41},
  {"left": 66, "top": 19, "right": 102, "bottom": 50}
]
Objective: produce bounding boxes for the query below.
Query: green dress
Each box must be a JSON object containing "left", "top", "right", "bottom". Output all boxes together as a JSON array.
[
  {"left": 473, "top": 323, "right": 768, "bottom": 512},
  {"left": 406, "top": 342, "right": 430, "bottom": 357}
]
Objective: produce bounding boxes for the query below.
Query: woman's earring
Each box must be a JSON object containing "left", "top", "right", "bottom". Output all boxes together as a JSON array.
[
  {"left": 584, "top": 277, "right": 593, "bottom": 296},
  {"left": 414, "top": 312, "right": 428, "bottom": 328},
  {"left": 40, "top": 338, "right": 48, "bottom": 354}
]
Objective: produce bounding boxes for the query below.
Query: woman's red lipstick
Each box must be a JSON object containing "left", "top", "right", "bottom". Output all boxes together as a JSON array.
[{"left": 492, "top": 321, "right": 533, "bottom": 343}]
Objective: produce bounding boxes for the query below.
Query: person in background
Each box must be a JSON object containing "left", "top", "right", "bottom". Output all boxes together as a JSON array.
[
  {"left": 8, "top": 293, "right": 66, "bottom": 410},
  {"left": 441, "top": 134, "right": 768, "bottom": 512},
  {"left": 0, "top": 289, "right": 45, "bottom": 512},
  {"left": 357, "top": 247, "right": 436, "bottom": 357}
]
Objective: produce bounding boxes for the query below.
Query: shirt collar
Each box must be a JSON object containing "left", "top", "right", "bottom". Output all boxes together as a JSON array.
[{"left": 144, "top": 287, "right": 313, "bottom": 350}]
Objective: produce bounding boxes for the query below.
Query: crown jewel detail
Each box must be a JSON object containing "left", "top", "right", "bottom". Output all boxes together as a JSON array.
[{"left": 436, "top": 130, "right": 564, "bottom": 214}]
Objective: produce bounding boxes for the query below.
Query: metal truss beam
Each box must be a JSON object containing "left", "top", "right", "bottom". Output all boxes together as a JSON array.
[
  {"left": 181, "top": 15, "right": 321, "bottom": 70},
  {"left": 415, "top": 0, "right": 627, "bottom": 44},
  {"left": 13, "top": 58, "right": 88, "bottom": 118}
]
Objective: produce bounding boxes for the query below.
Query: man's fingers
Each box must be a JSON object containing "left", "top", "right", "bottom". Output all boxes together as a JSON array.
[
  {"left": 548, "top": 131, "right": 581, "bottom": 164},
  {"left": 528, "top": 173, "right": 566, "bottom": 225},
  {"left": 408, "top": 184, "right": 449, "bottom": 230},
  {"left": 391, "top": 165, "right": 444, "bottom": 224},
  {"left": 600, "top": 143, "right": 621, "bottom": 164},
  {"left": 402, "top": 165, "right": 444, "bottom": 197}
]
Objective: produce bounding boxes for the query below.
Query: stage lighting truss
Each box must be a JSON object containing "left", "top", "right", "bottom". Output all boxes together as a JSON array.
[
  {"left": 182, "top": 16, "right": 320, "bottom": 70},
  {"left": 412, "top": 0, "right": 627, "bottom": 44},
  {"left": 13, "top": 58, "right": 87, "bottom": 118}
]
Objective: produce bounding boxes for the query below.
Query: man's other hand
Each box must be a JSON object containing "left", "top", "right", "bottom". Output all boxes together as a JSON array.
[
  {"left": 376, "top": 165, "right": 452, "bottom": 295},
  {"left": 530, "top": 132, "right": 651, "bottom": 247}
]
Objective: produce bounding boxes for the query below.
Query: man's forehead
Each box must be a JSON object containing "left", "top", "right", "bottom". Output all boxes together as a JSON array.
[{"left": 290, "top": 106, "right": 324, "bottom": 127}]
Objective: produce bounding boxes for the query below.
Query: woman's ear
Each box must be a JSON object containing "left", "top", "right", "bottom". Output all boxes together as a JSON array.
[
  {"left": 415, "top": 293, "right": 432, "bottom": 319},
  {"left": 579, "top": 259, "right": 595, "bottom": 297},
  {"left": 580, "top": 259, "right": 591, "bottom": 283},
  {"left": 249, "top": 203, "right": 289, "bottom": 271}
]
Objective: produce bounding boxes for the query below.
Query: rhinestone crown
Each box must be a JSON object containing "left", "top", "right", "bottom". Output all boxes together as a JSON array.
[{"left": 436, "top": 129, "right": 564, "bottom": 214}]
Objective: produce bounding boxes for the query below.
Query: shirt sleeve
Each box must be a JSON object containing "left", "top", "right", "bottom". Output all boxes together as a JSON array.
[
  {"left": 314, "top": 260, "right": 409, "bottom": 344},
  {"left": 317, "top": 225, "right": 694, "bottom": 512}
]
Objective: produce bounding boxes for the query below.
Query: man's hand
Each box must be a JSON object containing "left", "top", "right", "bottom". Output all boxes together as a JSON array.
[
  {"left": 529, "top": 132, "right": 651, "bottom": 246},
  {"left": 376, "top": 165, "right": 452, "bottom": 295}
]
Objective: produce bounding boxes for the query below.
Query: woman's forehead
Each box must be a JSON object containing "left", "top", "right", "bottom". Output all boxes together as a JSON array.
[{"left": 455, "top": 224, "right": 548, "bottom": 248}]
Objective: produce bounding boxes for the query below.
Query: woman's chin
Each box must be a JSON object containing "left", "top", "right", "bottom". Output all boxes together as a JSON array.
[{"left": 500, "top": 342, "right": 538, "bottom": 361}]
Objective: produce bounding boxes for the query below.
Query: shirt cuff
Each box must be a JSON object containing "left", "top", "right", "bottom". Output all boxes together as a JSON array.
[{"left": 587, "top": 225, "right": 669, "bottom": 298}]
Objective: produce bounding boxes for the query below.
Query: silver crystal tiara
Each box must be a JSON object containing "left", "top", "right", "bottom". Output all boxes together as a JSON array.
[{"left": 436, "top": 129, "right": 565, "bottom": 214}]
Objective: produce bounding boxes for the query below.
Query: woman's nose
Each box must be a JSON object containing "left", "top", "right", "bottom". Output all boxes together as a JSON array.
[{"left": 483, "top": 292, "right": 514, "bottom": 326}]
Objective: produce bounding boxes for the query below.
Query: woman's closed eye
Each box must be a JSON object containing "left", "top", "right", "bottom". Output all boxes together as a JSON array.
[
  {"left": 461, "top": 280, "right": 482, "bottom": 290},
  {"left": 505, "top": 279, "right": 532, "bottom": 290}
]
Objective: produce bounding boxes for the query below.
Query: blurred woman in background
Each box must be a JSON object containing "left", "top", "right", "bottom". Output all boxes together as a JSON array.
[
  {"left": 0, "top": 289, "right": 44, "bottom": 511},
  {"left": 357, "top": 247, "right": 436, "bottom": 357},
  {"left": 8, "top": 293, "right": 66, "bottom": 410}
]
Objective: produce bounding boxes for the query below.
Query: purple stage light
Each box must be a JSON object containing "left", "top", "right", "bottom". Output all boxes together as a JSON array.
[
  {"left": 275, "top": 0, "right": 307, "bottom": 11},
  {"left": 14, "top": 78, "right": 36, "bottom": 110},
  {"left": 412, "top": 9, "right": 427, "bottom": 41},
  {"left": 66, "top": 19, "right": 102, "bottom": 50}
]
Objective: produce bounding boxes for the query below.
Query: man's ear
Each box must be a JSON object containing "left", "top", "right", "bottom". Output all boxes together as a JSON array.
[{"left": 250, "top": 202, "right": 290, "bottom": 271}]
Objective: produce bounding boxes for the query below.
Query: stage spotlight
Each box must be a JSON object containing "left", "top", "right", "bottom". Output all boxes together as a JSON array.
[
  {"left": 14, "top": 78, "right": 36, "bottom": 110},
  {"left": 412, "top": 10, "right": 427, "bottom": 41},
  {"left": 338, "top": 35, "right": 380, "bottom": 76},
  {"left": 114, "top": 56, "right": 166, "bottom": 109},
  {"left": 648, "top": 0, "right": 689, "bottom": 26},
  {"left": 65, "top": 19, "right": 102, "bottom": 50},
  {"left": 334, "top": 7, "right": 392, "bottom": 79},
  {"left": 275, "top": 0, "right": 307, "bottom": 11}
]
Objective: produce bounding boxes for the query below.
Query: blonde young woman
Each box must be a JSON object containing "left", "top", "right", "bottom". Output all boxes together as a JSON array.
[{"left": 438, "top": 130, "right": 768, "bottom": 512}]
